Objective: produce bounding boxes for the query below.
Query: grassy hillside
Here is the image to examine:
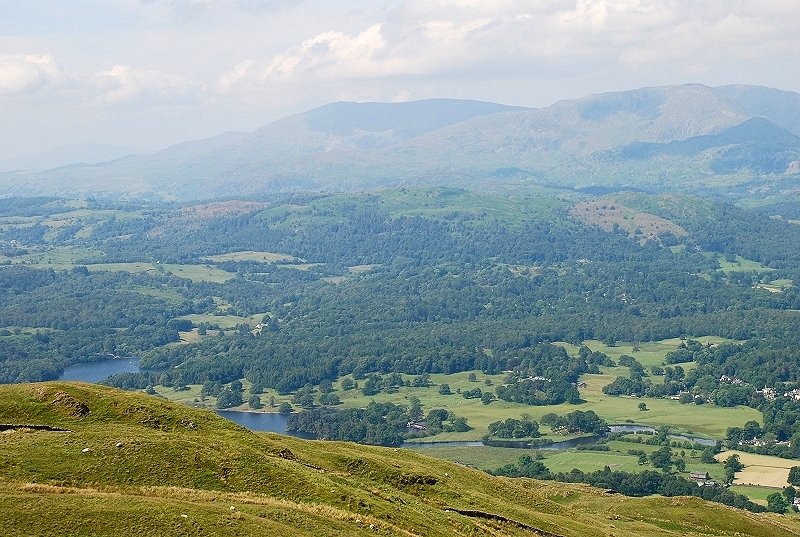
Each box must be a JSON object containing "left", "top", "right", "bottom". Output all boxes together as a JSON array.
[{"left": 1, "top": 382, "right": 798, "bottom": 536}]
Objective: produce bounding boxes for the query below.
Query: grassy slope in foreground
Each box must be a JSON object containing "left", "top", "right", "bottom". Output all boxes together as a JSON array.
[{"left": 0, "top": 383, "right": 798, "bottom": 537}]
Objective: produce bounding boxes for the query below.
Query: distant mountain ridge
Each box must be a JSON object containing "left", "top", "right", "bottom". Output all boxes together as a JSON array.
[
  {"left": 2, "top": 85, "right": 799, "bottom": 200},
  {"left": 0, "top": 143, "right": 146, "bottom": 173}
]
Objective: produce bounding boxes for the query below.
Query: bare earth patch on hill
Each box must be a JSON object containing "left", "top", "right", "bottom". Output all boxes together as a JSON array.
[{"left": 570, "top": 199, "right": 687, "bottom": 241}]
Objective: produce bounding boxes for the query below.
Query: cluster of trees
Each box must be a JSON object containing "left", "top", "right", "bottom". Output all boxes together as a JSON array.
[
  {"left": 540, "top": 410, "right": 609, "bottom": 436},
  {"left": 285, "top": 402, "right": 469, "bottom": 446},
  {"left": 487, "top": 416, "right": 540, "bottom": 439},
  {"left": 360, "top": 372, "right": 431, "bottom": 396}
]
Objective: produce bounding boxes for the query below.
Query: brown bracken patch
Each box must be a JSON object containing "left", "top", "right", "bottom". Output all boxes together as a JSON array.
[{"left": 569, "top": 199, "right": 687, "bottom": 242}]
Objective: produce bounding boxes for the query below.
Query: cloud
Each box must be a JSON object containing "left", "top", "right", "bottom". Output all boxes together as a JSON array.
[
  {"left": 94, "top": 64, "right": 201, "bottom": 104},
  {"left": 216, "top": 0, "right": 800, "bottom": 94},
  {"left": 217, "top": 23, "right": 400, "bottom": 90},
  {"left": 0, "top": 53, "right": 66, "bottom": 95}
]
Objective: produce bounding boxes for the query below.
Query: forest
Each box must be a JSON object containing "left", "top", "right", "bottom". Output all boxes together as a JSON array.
[{"left": 3, "top": 189, "right": 800, "bottom": 454}]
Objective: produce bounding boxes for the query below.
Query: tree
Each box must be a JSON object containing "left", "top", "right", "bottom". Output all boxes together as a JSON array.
[
  {"left": 723, "top": 456, "right": 743, "bottom": 486},
  {"left": 451, "top": 416, "right": 471, "bottom": 432},
  {"left": 701, "top": 447, "right": 718, "bottom": 464},
  {"left": 638, "top": 402, "right": 648, "bottom": 411},
  {"left": 438, "top": 383, "right": 451, "bottom": 395},
  {"left": 411, "top": 373, "right": 431, "bottom": 387},
  {"left": 319, "top": 379, "right": 333, "bottom": 393},
  {"left": 767, "top": 492, "right": 788, "bottom": 514},
  {"left": 340, "top": 377, "right": 355, "bottom": 391},
  {"left": 468, "top": 372, "right": 477, "bottom": 382},
  {"left": 362, "top": 375, "right": 381, "bottom": 396},
  {"left": 724, "top": 454, "right": 744, "bottom": 473},
  {"left": 675, "top": 458, "right": 686, "bottom": 472},
  {"left": 249, "top": 395, "right": 263, "bottom": 409},
  {"left": 216, "top": 386, "right": 243, "bottom": 409},
  {"left": 789, "top": 466, "right": 800, "bottom": 486},
  {"left": 649, "top": 446, "right": 673, "bottom": 473},
  {"left": 481, "top": 391, "right": 496, "bottom": 405},
  {"left": 278, "top": 402, "right": 293, "bottom": 414},
  {"left": 319, "top": 392, "right": 341, "bottom": 405},
  {"left": 408, "top": 396, "right": 423, "bottom": 421}
]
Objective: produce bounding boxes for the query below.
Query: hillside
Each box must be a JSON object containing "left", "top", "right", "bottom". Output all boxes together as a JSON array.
[
  {"left": 3, "top": 84, "right": 800, "bottom": 201},
  {"left": 1, "top": 382, "right": 798, "bottom": 536}
]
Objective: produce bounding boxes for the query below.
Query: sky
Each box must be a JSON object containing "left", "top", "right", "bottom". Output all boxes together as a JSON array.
[{"left": 1, "top": 0, "right": 799, "bottom": 161}]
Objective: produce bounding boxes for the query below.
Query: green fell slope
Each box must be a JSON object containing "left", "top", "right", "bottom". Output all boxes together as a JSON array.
[{"left": 1, "top": 382, "right": 798, "bottom": 536}]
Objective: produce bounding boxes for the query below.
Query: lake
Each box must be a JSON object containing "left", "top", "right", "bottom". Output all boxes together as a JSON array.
[{"left": 58, "top": 357, "right": 142, "bottom": 383}]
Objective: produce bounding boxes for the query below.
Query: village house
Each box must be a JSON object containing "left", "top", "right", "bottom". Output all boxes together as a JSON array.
[
  {"left": 719, "top": 375, "right": 747, "bottom": 386},
  {"left": 756, "top": 387, "right": 777, "bottom": 401},
  {"left": 784, "top": 388, "right": 800, "bottom": 401},
  {"left": 406, "top": 421, "right": 427, "bottom": 432},
  {"left": 689, "top": 471, "right": 715, "bottom": 486}
]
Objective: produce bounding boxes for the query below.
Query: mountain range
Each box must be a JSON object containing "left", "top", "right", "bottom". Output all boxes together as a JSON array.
[{"left": 2, "top": 84, "right": 799, "bottom": 201}]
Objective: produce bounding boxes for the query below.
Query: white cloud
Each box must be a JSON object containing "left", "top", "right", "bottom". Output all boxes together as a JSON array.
[
  {"left": 94, "top": 64, "right": 200, "bottom": 104},
  {"left": 2, "top": 0, "right": 800, "bottom": 160},
  {"left": 270, "top": 23, "right": 387, "bottom": 77},
  {"left": 0, "top": 53, "right": 66, "bottom": 95}
]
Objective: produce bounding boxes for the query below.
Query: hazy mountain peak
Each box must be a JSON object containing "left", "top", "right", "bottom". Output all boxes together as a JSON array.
[
  {"left": 2, "top": 84, "right": 799, "bottom": 200},
  {"left": 716, "top": 84, "right": 800, "bottom": 136}
]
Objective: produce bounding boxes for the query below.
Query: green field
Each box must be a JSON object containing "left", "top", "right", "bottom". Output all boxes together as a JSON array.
[
  {"left": 715, "top": 254, "right": 775, "bottom": 274},
  {"left": 730, "top": 485, "right": 781, "bottom": 506},
  {"left": 160, "top": 264, "right": 234, "bottom": 282},
  {"left": 332, "top": 367, "right": 758, "bottom": 442},
  {"left": 0, "top": 245, "right": 104, "bottom": 266},
  {"left": 202, "top": 250, "right": 299, "bottom": 263},
  {"left": 88, "top": 262, "right": 233, "bottom": 283},
  {"left": 376, "top": 187, "right": 572, "bottom": 225},
  {"left": 128, "top": 285, "right": 186, "bottom": 302},
  {"left": 176, "top": 312, "right": 268, "bottom": 329},
  {"left": 555, "top": 336, "right": 737, "bottom": 370},
  {"left": 756, "top": 279, "right": 794, "bottom": 293},
  {"left": 1, "top": 251, "right": 236, "bottom": 283}
]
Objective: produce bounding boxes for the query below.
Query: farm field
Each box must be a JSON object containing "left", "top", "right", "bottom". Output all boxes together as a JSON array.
[
  {"left": 718, "top": 450, "right": 795, "bottom": 488},
  {"left": 555, "top": 336, "right": 737, "bottom": 370},
  {"left": 0, "top": 245, "right": 103, "bottom": 265},
  {"left": 176, "top": 312, "right": 268, "bottom": 329},
  {"left": 729, "top": 485, "right": 781, "bottom": 506},
  {"left": 715, "top": 254, "right": 775, "bottom": 274},
  {"left": 85, "top": 262, "right": 233, "bottom": 282},
  {"left": 412, "top": 438, "right": 727, "bottom": 481},
  {"left": 756, "top": 278, "right": 794, "bottom": 293},
  {"left": 202, "top": 250, "right": 299, "bottom": 263}
]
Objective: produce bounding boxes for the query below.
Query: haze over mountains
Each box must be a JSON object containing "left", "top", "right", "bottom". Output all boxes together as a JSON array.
[{"left": 3, "top": 84, "right": 799, "bottom": 201}]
